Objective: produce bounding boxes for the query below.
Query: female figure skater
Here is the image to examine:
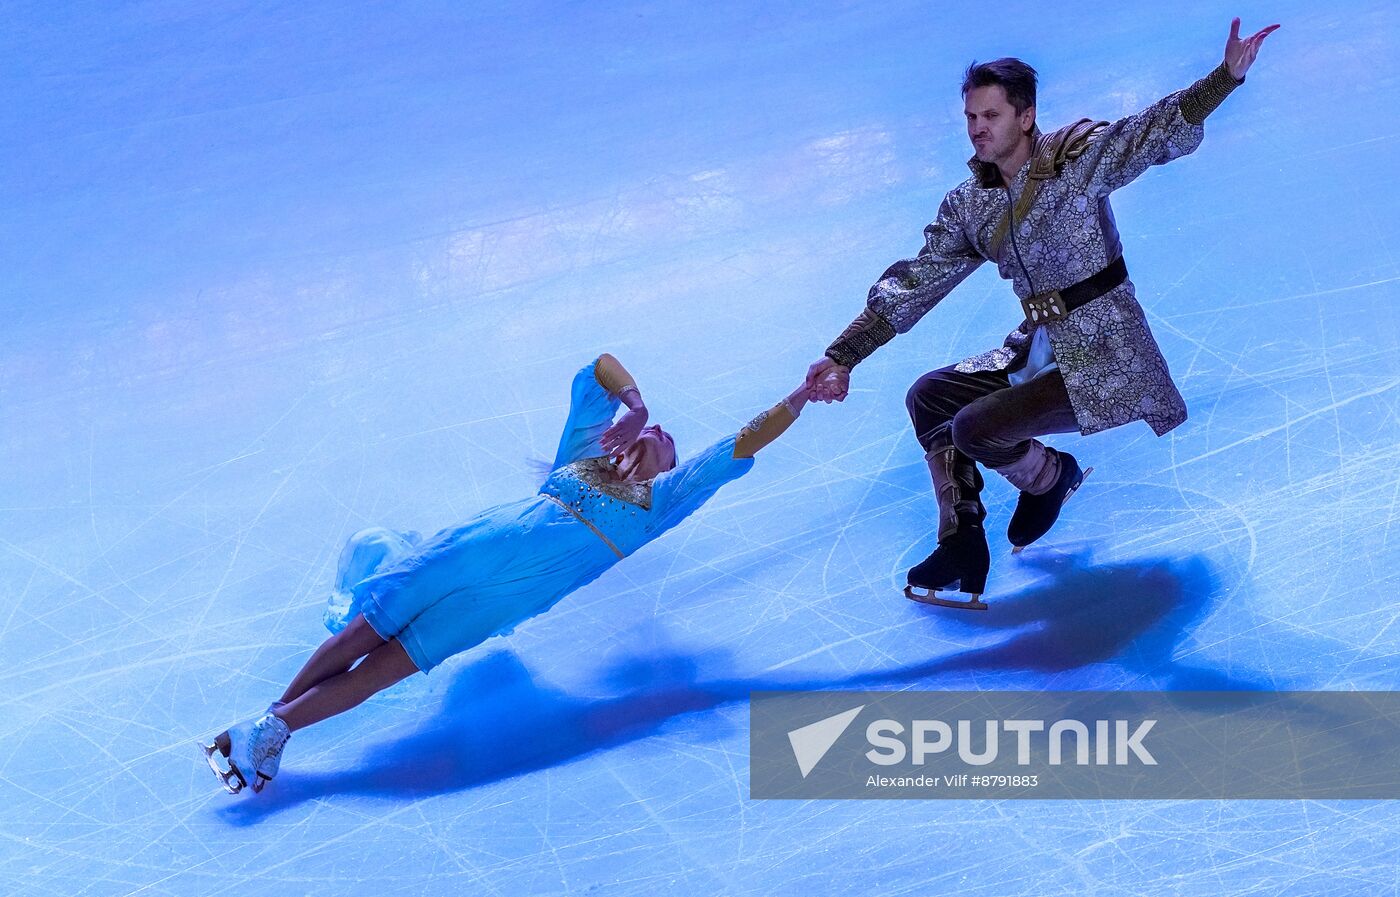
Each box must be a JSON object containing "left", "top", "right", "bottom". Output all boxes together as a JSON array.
[{"left": 203, "top": 353, "right": 812, "bottom": 794}]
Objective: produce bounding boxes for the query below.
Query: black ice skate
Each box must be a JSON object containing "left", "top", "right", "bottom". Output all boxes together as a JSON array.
[
  {"left": 1007, "top": 450, "right": 1092, "bottom": 553},
  {"left": 904, "top": 442, "right": 992, "bottom": 610},
  {"left": 904, "top": 516, "right": 991, "bottom": 611}
]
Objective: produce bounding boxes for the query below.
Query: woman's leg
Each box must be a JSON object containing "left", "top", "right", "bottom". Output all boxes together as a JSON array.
[
  {"left": 277, "top": 614, "right": 386, "bottom": 706},
  {"left": 274, "top": 638, "right": 420, "bottom": 733},
  {"left": 203, "top": 627, "right": 415, "bottom": 794}
]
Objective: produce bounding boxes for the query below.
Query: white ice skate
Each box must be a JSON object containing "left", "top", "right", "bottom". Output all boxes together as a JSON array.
[{"left": 200, "top": 712, "right": 291, "bottom": 795}]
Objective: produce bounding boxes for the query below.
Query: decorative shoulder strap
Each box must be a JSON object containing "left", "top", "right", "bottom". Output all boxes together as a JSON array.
[
  {"left": 988, "top": 118, "right": 1109, "bottom": 257},
  {"left": 1029, "top": 117, "right": 1109, "bottom": 180}
]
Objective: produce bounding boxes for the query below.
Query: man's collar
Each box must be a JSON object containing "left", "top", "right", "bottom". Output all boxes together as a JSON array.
[{"left": 966, "top": 126, "right": 1042, "bottom": 188}]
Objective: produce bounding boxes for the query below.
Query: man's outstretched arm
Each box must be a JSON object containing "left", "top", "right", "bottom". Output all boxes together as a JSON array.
[
  {"left": 1183, "top": 17, "right": 1280, "bottom": 121},
  {"left": 1073, "top": 17, "right": 1279, "bottom": 198},
  {"left": 808, "top": 193, "right": 984, "bottom": 401}
]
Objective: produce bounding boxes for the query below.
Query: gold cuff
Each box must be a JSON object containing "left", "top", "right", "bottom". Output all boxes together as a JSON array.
[
  {"left": 594, "top": 353, "right": 639, "bottom": 398},
  {"left": 734, "top": 400, "right": 799, "bottom": 459}
]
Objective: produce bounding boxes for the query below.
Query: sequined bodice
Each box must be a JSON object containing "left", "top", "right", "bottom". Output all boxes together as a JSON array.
[
  {"left": 539, "top": 456, "right": 656, "bottom": 555},
  {"left": 558, "top": 456, "right": 652, "bottom": 509}
]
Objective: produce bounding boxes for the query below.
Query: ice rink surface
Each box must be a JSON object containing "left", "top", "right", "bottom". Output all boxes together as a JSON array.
[{"left": 4, "top": 0, "right": 1399, "bottom": 893}]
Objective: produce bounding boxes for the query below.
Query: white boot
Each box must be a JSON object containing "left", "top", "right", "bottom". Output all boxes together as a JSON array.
[{"left": 202, "top": 713, "right": 291, "bottom": 794}]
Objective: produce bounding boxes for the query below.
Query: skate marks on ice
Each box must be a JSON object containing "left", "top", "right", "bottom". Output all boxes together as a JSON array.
[
  {"left": 904, "top": 550, "right": 1259, "bottom": 686},
  {"left": 219, "top": 558, "right": 1244, "bottom": 824}
]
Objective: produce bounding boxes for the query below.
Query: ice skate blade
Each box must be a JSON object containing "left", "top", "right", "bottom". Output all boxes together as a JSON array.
[
  {"left": 199, "top": 741, "right": 246, "bottom": 795},
  {"left": 904, "top": 585, "right": 988, "bottom": 611}
]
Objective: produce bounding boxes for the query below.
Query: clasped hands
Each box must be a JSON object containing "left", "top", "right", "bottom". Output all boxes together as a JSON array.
[{"left": 805, "top": 356, "right": 852, "bottom": 404}]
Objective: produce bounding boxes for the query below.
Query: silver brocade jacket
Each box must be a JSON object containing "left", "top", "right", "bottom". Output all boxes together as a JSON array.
[{"left": 869, "top": 89, "right": 1208, "bottom": 436}]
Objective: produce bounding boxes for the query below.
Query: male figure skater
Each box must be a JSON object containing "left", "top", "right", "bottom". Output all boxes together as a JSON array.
[{"left": 806, "top": 18, "right": 1278, "bottom": 609}]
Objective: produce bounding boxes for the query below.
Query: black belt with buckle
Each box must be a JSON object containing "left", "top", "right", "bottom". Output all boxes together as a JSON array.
[{"left": 1020, "top": 256, "right": 1128, "bottom": 325}]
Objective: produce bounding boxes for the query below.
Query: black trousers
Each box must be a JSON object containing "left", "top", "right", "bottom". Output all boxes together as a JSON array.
[{"left": 905, "top": 364, "right": 1080, "bottom": 479}]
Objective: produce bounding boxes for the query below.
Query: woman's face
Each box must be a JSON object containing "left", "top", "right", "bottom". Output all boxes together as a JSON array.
[{"left": 616, "top": 424, "right": 677, "bottom": 481}]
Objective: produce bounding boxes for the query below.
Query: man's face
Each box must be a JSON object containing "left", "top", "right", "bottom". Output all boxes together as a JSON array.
[{"left": 964, "top": 84, "right": 1034, "bottom": 165}]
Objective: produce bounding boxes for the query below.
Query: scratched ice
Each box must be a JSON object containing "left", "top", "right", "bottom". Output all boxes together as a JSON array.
[{"left": 3, "top": 1, "right": 1399, "bottom": 894}]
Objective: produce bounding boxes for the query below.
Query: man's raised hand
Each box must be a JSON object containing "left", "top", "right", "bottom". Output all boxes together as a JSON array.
[{"left": 1225, "top": 17, "right": 1279, "bottom": 81}]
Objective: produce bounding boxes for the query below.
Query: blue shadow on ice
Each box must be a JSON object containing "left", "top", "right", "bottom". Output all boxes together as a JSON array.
[{"left": 219, "top": 552, "right": 1253, "bottom": 823}]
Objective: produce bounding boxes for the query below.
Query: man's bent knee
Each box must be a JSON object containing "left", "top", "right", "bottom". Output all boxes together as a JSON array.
[
  {"left": 950, "top": 406, "right": 993, "bottom": 459},
  {"left": 907, "top": 371, "right": 963, "bottom": 450},
  {"left": 905, "top": 375, "right": 930, "bottom": 421}
]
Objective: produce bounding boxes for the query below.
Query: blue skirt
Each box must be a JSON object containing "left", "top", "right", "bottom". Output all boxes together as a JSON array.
[{"left": 325, "top": 495, "right": 618, "bottom": 672}]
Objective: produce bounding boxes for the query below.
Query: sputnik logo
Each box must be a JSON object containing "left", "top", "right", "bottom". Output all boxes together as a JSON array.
[{"left": 787, "top": 705, "right": 865, "bottom": 778}]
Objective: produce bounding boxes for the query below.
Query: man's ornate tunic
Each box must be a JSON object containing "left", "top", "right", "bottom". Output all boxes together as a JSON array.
[{"left": 827, "top": 65, "right": 1242, "bottom": 437}]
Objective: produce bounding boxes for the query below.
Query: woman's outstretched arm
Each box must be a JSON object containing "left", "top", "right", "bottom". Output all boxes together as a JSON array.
[
  {"left": 643, "top": 378, "right": 814, "bottom": 541},
  {"left": 733, "top": 383, "right": 811, "bottom": 459}
]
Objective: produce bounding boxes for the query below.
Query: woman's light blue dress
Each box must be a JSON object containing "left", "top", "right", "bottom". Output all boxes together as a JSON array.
[{"left": 324, "top": 358, "right": 755, "bottom": 672}]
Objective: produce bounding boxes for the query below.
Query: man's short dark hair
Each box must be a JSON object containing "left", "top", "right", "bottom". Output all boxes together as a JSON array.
[{"left": 961, "top": 58, "right": 1038, "bottom": 115}]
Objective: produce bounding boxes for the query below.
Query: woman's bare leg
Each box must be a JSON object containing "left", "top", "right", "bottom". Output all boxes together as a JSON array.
[
  {"left": 277, "top": 614, "right": 386, "bottom": 706},
  {"left": 273, "top": 638, "right": 420, "bottom": 733}
]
